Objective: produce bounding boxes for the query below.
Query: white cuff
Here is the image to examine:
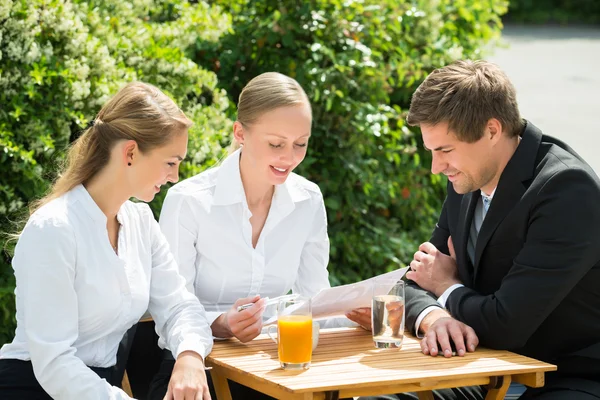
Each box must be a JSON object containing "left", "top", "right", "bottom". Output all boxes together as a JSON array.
[
  {"left": 175, "top": 334, "right": 209, "bottom": 360},
  {"left": 437, "top": 284, "right": 464, "bottom": 308},
  {"left": 414, "top": 306, "right": 442, "bottom": 338}
]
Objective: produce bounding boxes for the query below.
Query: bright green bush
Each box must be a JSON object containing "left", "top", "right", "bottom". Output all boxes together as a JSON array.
[
  {"left": 196, "top": 0, "right": 508, "bottom": 284},
  {"left": 0, "top": 0, "right": 232, "bottom": 345},
  {"left": 507, "top": 0, "right": 600, "bottom": 24}
]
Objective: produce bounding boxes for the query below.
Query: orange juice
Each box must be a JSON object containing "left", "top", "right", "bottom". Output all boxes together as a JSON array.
[{"left": 277, "top": 315, "right": 312, "bottom": 364}]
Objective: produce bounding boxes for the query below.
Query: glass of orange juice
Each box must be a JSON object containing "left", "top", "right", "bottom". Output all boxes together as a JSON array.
[{"left": 267, "top": 296, "right": 312, "bottom": 370}]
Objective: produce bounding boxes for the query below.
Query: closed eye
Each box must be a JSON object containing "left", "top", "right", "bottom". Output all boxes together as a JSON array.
[
  {"left": 295, "top": 143, "right": 307, "bottom": 147},
  {"left": 269, "top": 143, "right": 283, "bottom": 148},
  {"left": 167, "top": 162, "right": 177, "bottom": 167}
]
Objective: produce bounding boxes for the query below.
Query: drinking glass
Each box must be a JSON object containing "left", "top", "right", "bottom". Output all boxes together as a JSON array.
[
  {"left": 267, "top": 296, "right": 313, "bottom": 369},
  {"left": 371, "top": 280, "right": 405, "bottom": 348}
]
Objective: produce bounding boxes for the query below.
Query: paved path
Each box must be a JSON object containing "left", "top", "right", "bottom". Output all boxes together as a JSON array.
[{"left": 488, "top": 25, "right": 600, "bottom": 173}]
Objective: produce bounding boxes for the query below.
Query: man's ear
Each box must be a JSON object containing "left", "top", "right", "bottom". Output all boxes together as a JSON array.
[{"left": 486, "top": 118, "right": 503, "bottom": 144}]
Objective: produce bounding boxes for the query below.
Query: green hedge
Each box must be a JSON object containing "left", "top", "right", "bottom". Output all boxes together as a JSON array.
[
  {"left": 0, "top": 0, "right": 232, "bottom": 345},
  {"left": 506, "top": 0, "right": 600, "bottom": 24},
  {"left": 196, "top": 0, "right": 508, "bottom": 284}
]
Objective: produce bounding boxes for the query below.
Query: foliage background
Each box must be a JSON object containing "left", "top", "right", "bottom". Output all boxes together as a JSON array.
[
  {"left": 0, "top": 0, "right": 508, "bottom": 344},
  {"left": 506, "top": 0, "right": 600, "bottom": 24}
]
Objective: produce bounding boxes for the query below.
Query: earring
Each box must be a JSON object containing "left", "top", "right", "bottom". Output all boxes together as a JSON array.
[{"left": 128, "top": 162, "right": 131, "bottom": 166}]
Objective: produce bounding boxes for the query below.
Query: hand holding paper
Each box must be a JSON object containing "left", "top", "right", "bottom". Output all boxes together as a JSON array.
[{"left": 265, "top": 267, "right": 409, "bottom": 325}]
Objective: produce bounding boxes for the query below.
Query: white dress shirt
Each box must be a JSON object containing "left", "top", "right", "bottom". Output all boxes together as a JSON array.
[
  {"left": 0, "top": 185, "right": 213, "bottom": 400},
  {"left": 414, "top": 188, "right": 496, "bottom": 335},
  {"left": 159, "top": 149, "right": 332, "bottom": 329}
]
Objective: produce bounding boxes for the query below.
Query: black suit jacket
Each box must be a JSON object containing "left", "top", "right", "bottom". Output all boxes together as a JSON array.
[{"left": 405, "top": 121, "right": 600, "bottom": 382}]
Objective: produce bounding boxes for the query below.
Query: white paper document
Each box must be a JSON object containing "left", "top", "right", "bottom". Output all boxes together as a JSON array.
[{"left": 265, "top": 266, "right": 409, "bottom": 325}]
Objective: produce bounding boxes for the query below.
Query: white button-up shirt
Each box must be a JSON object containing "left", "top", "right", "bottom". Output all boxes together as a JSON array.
[
  {"left": 0, "top": 185, "right": 213, "bottom": 400},
  {"left": 159, "top": 149, "right": 331, "bottom": 327}
]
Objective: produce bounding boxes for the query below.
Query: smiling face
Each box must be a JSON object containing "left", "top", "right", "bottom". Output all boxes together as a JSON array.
[
  {"left": 126, "top": 130, "right": 188, "bottom": 202},
  {"left": 421, "top": 121, "right": 501, "bottom": 195},
  {"left": 234, "top": 103, "right": 312, "bottom": 186}
]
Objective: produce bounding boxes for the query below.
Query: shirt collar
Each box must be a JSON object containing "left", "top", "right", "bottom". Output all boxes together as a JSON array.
[
  {"left": 72, "top": 184, "right": 108, "bottom": 224},
  {"left": 212, "top": 149, "right": 311, "bottom": 209},
  {"left": 212, "top": 149, "right": 246, "bottom": 206},
  {"left": 71, "top": 184, "right": 126, "bottom": 225},
  {"left": 481, "top": 187, "right": 496, "bottom": 202}
]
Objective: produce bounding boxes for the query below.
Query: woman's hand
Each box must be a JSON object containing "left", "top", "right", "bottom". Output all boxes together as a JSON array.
[
  {"left": 211, "top": 295, "right": 267, "bottom": 342},
  {"left": 164, "top": 351, "right": 211, "bottom": 400},
  {"left": 345, "top": 307, "right": 372, "bottom": 331}
]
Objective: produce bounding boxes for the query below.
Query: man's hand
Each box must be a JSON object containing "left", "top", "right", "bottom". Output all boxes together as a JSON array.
[
  {"left": 406, "top": 237, "right": 460, "bottom": 297},
  {"left": 211, "top": 296, "right": 266, "bottom": 342},
  {"left": 164, "top": 351, "right": 211, "bottom": 400},
  {"left": 419, "top": 309, "right": 478, "bottom": 358}
]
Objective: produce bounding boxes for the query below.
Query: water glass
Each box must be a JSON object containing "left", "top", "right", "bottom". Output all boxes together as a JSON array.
[{"left": 371, "top": 280, "right": 405, "bottom": 348}]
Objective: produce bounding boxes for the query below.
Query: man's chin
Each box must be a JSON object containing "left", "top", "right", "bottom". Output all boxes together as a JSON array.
[{"left": 451, "top": 182, "right": 472, "bottom": 195}]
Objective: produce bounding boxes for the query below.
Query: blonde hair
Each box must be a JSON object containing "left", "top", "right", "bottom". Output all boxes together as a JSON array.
[
  {"left": 30, "top": 81, "right": 192, "bottom": 215},
  {"left": 229, "top": 72, "right": 311, "bottom": 153}
]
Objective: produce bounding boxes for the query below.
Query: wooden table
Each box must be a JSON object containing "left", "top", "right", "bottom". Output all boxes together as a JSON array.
[{"left": 206, "top": 328, "right": 556, "bottom": 400}]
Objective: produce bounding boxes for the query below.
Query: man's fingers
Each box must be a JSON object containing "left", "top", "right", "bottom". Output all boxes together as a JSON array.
[
  {"left": 199, "top": 386, "right": 211, "bottom": 400},
  {"left": 448, "top": 236, "right": 456, "bottom": 260},
  {"left": 185, "top": 386, "right": 197, "bottom": 400},
  {"left": 463, "top": 325, "right": 479, "bottom": 352},
  {"left": 163, "top": 385, "right": 172, "bottom": 400},
  {"left": 420, "top": 334, "right": 431, "bottom": 355},
  {"left": 447, "top": 322, "right": 466, "bottom": 356},
  {"left": 426, "top": 331, "right": 439, "bottom": 356},
  {"left": 413, "top": 251, "right": 427, "bottom": 262},
  {"left": 419, "top": 242, "right": 437, "bottom": 255},
  {"left": 410, "top": 259, "right": 419, "bottom": 269},
  {"left": 434, "top": 326, "right": 453, "bottom": 358},
  {"left": 171, "top": 384, "right": 183, "bottom": 400}
]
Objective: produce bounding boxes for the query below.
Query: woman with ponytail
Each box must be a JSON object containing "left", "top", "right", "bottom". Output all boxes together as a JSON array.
[{"left": 0, "top": 82, "right": 213, "bottom": 400}]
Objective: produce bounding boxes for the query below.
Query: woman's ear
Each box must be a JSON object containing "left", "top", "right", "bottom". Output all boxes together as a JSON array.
[
  {"left": 233, "top": 121, "right": 246, "bottom": 146},
  {"left": 122, "top": 140, "right": 138, "bottom": 166}
]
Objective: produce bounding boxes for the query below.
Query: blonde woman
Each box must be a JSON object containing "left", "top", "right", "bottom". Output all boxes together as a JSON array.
[
  {"left": 0, "top": 82, "right": 213, "bottom": 400},
  {"left": 144, "top": 72, "right": 343, "bottom": 399}
]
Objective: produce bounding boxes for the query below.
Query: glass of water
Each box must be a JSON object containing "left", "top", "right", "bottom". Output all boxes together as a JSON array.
[{"left": 371, "top": 279, "right": 405, "bottom": 348}]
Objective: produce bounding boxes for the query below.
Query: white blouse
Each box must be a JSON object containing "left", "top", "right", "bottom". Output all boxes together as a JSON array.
[
  {"left": 159, "top": 149, "right": 331, "bottom": 327},
  {"left": 0, "top": 185, "right": 213, "bottom": 400}
]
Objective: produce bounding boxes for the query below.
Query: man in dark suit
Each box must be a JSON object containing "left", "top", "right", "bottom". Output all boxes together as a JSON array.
[{"left": 360, "top": 60, "right": 600, "bottom": 400}]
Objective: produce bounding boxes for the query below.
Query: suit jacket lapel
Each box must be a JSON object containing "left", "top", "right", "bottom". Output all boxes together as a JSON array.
[
  {"left": 457, "top": 191, "right": 478, "bottom": 286},
  {"left": 473, "top": 180, "right": 526, "bottom": 277},
  {"left": 473, "top": 120, "right": 543, "bottom": 279}
]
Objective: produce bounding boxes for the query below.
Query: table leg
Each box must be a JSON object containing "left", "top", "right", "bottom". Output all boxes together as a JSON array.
[
  {"left": 417, "top": 391, "right": 434, "bottom": 400},
  {"left": 209, "top": 367, "right": 232, "bottom": 400},
  {"left": 485, "top": 376, "right": 511, "bottom": 400}
]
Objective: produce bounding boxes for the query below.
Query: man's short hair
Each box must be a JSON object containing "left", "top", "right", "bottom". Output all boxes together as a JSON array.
[{"left": 406, "top": 60, "right": 523, "bottom": 142}]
